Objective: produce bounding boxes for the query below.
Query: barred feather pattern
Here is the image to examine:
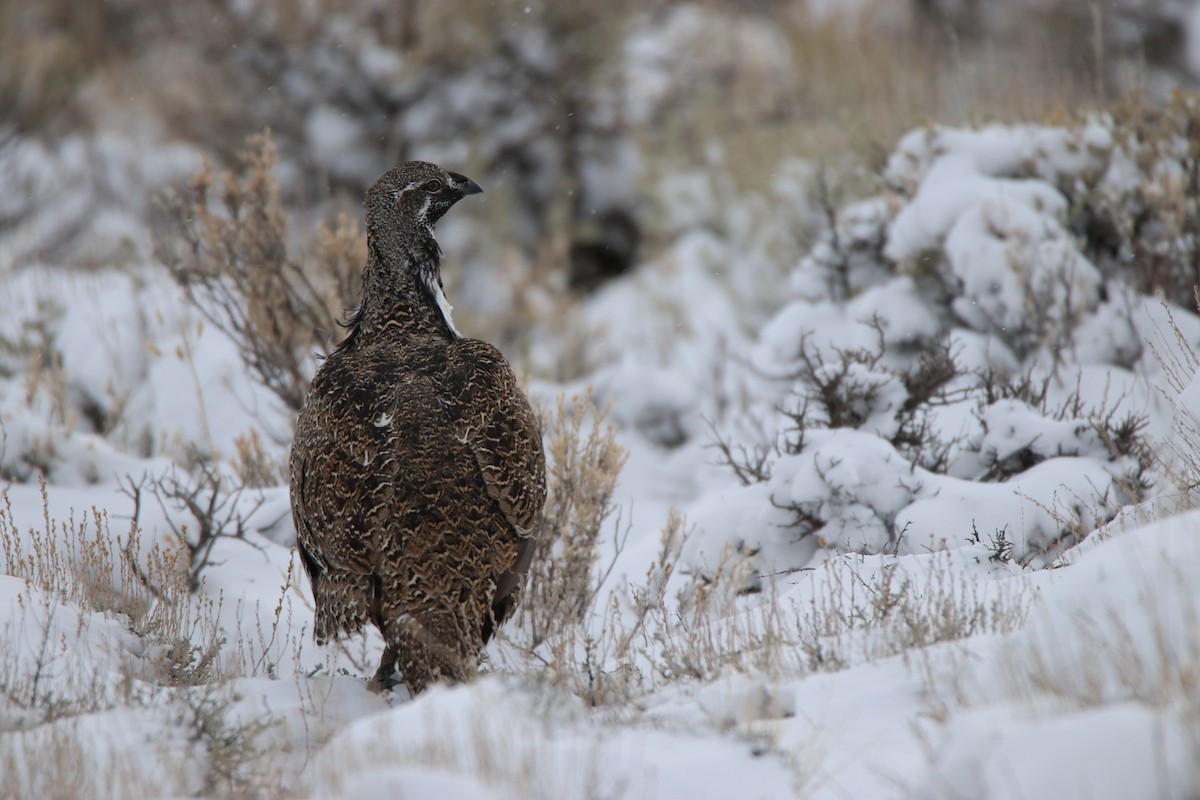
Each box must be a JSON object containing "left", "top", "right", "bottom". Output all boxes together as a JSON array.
[{"left": 289, "top": 162, "right": 546, "bottom": 694}]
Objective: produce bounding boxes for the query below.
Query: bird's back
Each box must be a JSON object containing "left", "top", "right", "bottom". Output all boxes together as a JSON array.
[{"left": 290, "top": 331, "right": 543, "bottom": 685}]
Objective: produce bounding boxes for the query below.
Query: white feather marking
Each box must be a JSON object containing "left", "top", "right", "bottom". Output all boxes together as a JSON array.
[
  {"left": 422, "top": 271, "right": 461, "bottom": 338},
  {"left": 374, "top": 411, "right": 394, "bottom": 427}
]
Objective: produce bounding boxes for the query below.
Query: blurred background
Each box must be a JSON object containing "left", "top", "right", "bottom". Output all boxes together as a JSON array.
[
  {"left": 5, "top": 1, "right": 1198, "bottom": 286},
  {"left": 2, "top": 0, "right": 1200, "bottom": 445}
]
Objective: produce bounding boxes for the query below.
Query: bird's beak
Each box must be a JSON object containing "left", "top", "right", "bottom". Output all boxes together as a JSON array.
[{"left": 461, "top": 178, "right": 484, "bottom": 196}]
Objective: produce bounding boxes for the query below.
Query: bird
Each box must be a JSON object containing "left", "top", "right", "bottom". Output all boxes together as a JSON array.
[{"left": 289, "top": 161, "right": 547, "bottom": 694}]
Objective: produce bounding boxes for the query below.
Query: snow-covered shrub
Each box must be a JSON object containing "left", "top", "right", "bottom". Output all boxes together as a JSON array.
[
  {"left": 780, "top": 325, "right": 961, "bottom": 470},
  {"left": 887, "top": 98, "right": 1200, "bottom": 326},
  {"left": 624, "top": 4, "right": 796, "bottom": 130},
  {"left": 765, "top": 429, "right": 924, "bottom": 555},
  {"left": 0, "top": 262, "right": 296, "bottom": 478},
  {"left": 0, "top": 130, "right": 201, "bottom": 273},
  {"left": 963, "top": 379, "right": 1152, "bottom": 490},
  {"left": 729, "top": 324, "right": 1150, "bottom": 559},
  {"left": 1067, "top": 94, "right": 1200, "bottom": 308},
  {"left": 189, "top": 0, "right": 657, "bottom": 290},
  {"left": 883, "top": 122, "right": 1110, "bottom": 359},
  {"left": 708, "top": 113, "right": 1188, "bottom": 567},
  {"left": 566, "top": 157, "right": 824, "bottom": 448}
]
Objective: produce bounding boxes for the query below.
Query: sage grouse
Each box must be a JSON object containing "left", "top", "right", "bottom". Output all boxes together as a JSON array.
[{"left": 289, "top": 162, "right": 547, "bottom": 694}]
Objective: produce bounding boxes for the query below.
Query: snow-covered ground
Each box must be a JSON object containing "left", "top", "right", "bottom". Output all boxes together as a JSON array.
[{"left": 2, "top": 103, "right": 1199, "bottom": 799}]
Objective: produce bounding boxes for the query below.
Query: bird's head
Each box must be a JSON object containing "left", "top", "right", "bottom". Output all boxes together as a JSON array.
[{"left": 364, "top": 161, "right": 483, "bottom": 241}]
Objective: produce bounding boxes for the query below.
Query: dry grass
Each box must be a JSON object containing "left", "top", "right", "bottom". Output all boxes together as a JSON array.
[
  {"left": 0, "top": 480, "right": 311, "bottom": 797},
  {"left": 508, "top": 471, "right": 1029, "bottom": 708},
  {"left": 1149, "top": 294, "right": 1200, "bottom": 509},
  {"left": 0, "top": 676, "right": 280, "bottom": 799},
  {"left": 648, "top": 2, "right": 1116, "bottom": 201},
  {"left": 0, "top": 717, "right": 188, "bottom": 800},
  {"left": 516, "top": 508, "right": 689, "bottom": 708},
  {"left": 0, "top": 479, "right": 243, "bottom": 688},
  {"left": 637, "top": 547, "right": 1030, "bottom": 690},
  {"left": 232, "top": 428, "right": 287, "bottom": 489},
  {"left": 915, "top": 544, "right": 1200, "bottom": 794},
  {"left": 0, "top": 479, "right": 179, "bottom": 625},
  {"left": 518, "top": 391, "right": 629, "bottom": 649},
  {"left": 493, "top": 388, "right": 1032, "bottom": 709},
  {"left": 1005, "top": 566, "right": 1198, "bottom": 714}
]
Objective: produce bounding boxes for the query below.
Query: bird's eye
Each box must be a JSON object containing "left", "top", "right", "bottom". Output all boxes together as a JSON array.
[{"left": 423, "top": 179, "right": 443, "bottom": 193}]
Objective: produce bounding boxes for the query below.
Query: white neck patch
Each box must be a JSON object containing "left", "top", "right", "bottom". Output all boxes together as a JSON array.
[{"left": 421, "top": 270, "right": 461, "bottom": 338}]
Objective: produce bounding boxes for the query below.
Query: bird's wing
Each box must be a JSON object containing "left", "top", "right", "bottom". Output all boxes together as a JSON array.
[
  {"left": 454, "top": 341, "right": 546, "bottom": 635},
  {"left": 291, "top": 353, "right": 434, "bottom": 576},
  {"left": 455, "top": 340, "right": 547, "bottom": 538}
]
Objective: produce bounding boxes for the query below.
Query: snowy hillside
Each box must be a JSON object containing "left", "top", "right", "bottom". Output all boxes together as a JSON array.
[
  {"left": 3, "top": 107, "right": 1198, "bottom": 797},
  {"left": 3, "top": 3, "right": 1200, "bottom": 798}
]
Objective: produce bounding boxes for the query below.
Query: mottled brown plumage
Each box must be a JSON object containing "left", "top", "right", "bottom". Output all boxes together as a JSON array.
[{"left": 289, "top": 162, "right": 546, "bottom": 694}]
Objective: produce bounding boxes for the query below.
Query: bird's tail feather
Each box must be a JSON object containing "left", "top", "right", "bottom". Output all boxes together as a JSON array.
[{"left": 313, "top": 569, "right": 373, "bottom": 642}]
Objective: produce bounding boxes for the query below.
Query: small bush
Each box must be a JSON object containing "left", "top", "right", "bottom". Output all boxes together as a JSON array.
[
  {"left": 518, "top": 391, "right": 628, "bottom": 649},
  {"left": 154, "top": 131, "right": 359, "bottom": 416},
  {"left": 123, "top": 465, "right": 263, "bottom": 594}
]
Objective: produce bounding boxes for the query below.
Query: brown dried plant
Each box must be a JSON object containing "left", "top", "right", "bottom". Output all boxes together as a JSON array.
[
  {"left": 519, "top": 390, "right": 629, "bottom": 648},
  {"left": 314, "top": 212, "right": 367, "bottom": 326},
  {"left": 154, "top": 131, "right": 361, "bottom": 417},
  {"left": 232, "top": 428, "right": 285, "bottom": 489},
  {"left": 1, "top": 479, "right": 170, "bottom": 623},
  {"left": 122, "top": 466, "right": 264, "bottom": 594}
]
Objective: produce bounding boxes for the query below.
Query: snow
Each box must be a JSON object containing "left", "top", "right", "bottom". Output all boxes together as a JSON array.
[
  {"left": 905, "top": 510, "right": 1200, "bottom": 799},
  {"left": 306, "top": 678, "right": 797, "bottom": 799},
  {"left": 623, "top": 6, "right": 795, "bottom": 128},
  {"left": 306, "top": 105, "right": 377, "bottom": 185},
  {"left": 3, "top": 99, "right": 1200, "bottom": 799},
  {"left": 920, "top": 704, "right": 1195, "bottom": 800},
  {"left": 897, "top": 456, "right": 1120, "bottom": 556}
]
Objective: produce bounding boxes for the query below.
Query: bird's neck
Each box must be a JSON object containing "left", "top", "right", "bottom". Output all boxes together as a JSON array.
[{"left": 349, "top": 237, "right": 461, "bottom": 345}]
